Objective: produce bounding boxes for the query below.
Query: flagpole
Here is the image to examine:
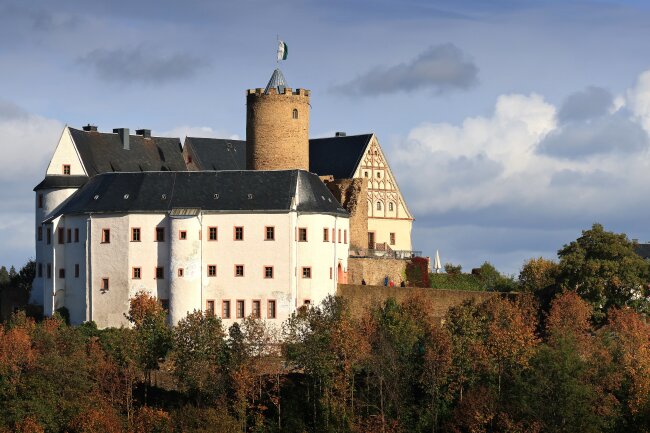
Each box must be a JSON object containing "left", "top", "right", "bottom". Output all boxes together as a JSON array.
[{"left": 276, "top": 34, "right": 279, "bottom": 66}]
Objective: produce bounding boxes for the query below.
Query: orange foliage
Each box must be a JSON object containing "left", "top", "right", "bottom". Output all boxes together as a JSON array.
[
  {"left": 13, "top": 417, "right": 45, "bottom": 433},
  {"left": 68, "top": 405, "right": 124, "bottom": 433},
  {"left": 130, "top": 406, "right": 173, "bottom": 433},
  {"left": 546, "top": 291, "right": 593, "bottom": 343},
  {"left": 127, "top": 291, "right": 165, "bottom": 327},
  {"left": 0, "top": 324, "right": 35, "bottom": 383}
]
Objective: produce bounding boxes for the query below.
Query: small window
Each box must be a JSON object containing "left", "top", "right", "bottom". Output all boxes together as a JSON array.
[
  {"left": 59, "top": 268, "right": 65, "bottom": 278},
  {"left": 47, "top": 228, "right": 51, "bottom": 245},
  {"left": 323, "top": 228, "right": 329, "bottom": 242},
  {"left": 155, "top": 227, "right": 165, "bottom": 242},
  {"left": 132, "top": 267, "right": 141, "bottom": 279},
  {"left": 304, "top": 299, "right": 311, "bottom": 306},
  {"left": 131, "top": 228, "right": 141, "bottom": 242},
  {"left": 187, "top": 155, "right": 193, "bottom": 164},
  {"left": 302, "top": 267, "right": 311, "bottom": 279},
  {"left": 389, "top": 202, "right": 394, "bottom": 212},
  {"left": 376, "top": 202, "right": 382, "bottom": 211},
  {"left": 234, "top": 226, "right": 244, "bottom": 241},
  {"left": 252, "top": 300, "right": 261, "bottom": 319},
  {"left": 47, "top": 264, "right": 52, "bottom": 279},
  {"left": 177, "top": 268, "right": 184, "bottom": 277},
  {"left": 264, "top": 266, "right": 274, "bottom": 279},
  {"left": 38, "top": 194, "right": 43, "bottom": 208},
  {"left": 74, "top": 228, "right": 79, "bottom": 243},
  {"left": 101, "top": 278, "right": 109, "bottom": 293},
  {"left": 75, "top": 264, "right": 80, "bottom": 278},
  {"left": 37, "top": 263, "right": 42, "bottom": 278},
  {"left": 292, "top": 108, "right": 298, "bottom": 119},
  {"left": 63, "top": 165, "right": 71, "bottom": 175},
  {"left": 267, "top": 300, "right": 276, "bottom": 319},
  {"left": 236, "top": 300, "right": 245, "bottom": 319},
  {"left": 235, "top": 265, "right": 244, "bottom": 277},
  {"left": 101, "top": 229, "right": 110, "bottom": 243},
  {"left": 338, "top": 229, "right": 341, "bottom": 243},
  {"left": 208, "top": 265, "right": 217, "bottom": 277},
  {"left": 38, "top": 227, "right": 43, "bottom": 241},
  {"left": 179, "top": 230, "right": 187, "bottom": 240},
  {"left": 66, "top": 229, "right": 72, "bottom": 243},
  {"left": 390, "top": 232, "right": 396, "bottom": 246},
  {"left": 208, "top": 227, "right": 218, "bottom": 241},
  {"left": 330, "top": 267, "right": 333, "bottom": 279},
  {"left": 298, "top": 228, "right": 307, "bottom": 242},
  {"left": 160, "top": 299, "right": 169, "bottom": 311},
  {"left": 58, "top": 228, "right": 64, "bottom": 244},
  {"left": 265, "top": 226, "right": 275, "bottom": 241},
  {"left": 331, "top": 228, "right": 335, "bottom": 243},
  {"left": 206, "top": 300, "right": 215, "bottom": 316},
  {"left": 155, "top": 267, "right": 164, "bottom": 279},
  {"left": 364, "top": 171, "right": 369, "bottom": 178},
  {"left": 376, "top": 172, "right": 381, "bottom": 179},
  {"left": 222, "top": 300, "right": 231, "bottom": 319},
  {"left": 344, "top": 230, "right": 347, "bottom": 244}
]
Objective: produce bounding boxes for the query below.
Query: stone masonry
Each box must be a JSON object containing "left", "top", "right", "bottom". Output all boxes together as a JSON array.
[{"left": 325, "top": 178, "right": 368, "bottom": 250}]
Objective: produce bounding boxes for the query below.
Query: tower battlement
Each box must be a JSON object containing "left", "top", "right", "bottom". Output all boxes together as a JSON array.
[{"left": 247, "top": 87, "right": 310, "bottom": 97}]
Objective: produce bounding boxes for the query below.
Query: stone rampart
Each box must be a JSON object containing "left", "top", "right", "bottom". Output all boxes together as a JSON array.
[{"left": 325, "top": 179, "right": 368, "bottom": 250}]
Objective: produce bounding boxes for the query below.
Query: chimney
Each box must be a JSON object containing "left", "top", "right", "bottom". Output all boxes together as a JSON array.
[
  {"left": 113, "top": 128, "right": 130, "bottom": 150},
  {"left": 335, "top": 131, "right": 347, "bottom": 137},
  {"left": 136, "top": 129, "right": 151, "bottom": 139},
  {"left": 82, "top": 124, "right": 98, "bottom": 132}
]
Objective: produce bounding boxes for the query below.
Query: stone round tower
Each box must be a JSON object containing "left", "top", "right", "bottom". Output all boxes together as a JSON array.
[{"left": 246, "top": 69, "right": 310, "bottom": 171}]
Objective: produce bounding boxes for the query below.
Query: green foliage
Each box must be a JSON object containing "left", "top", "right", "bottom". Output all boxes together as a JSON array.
[{"left": 430, "top": 273, "right": 486, "bottom": 291}]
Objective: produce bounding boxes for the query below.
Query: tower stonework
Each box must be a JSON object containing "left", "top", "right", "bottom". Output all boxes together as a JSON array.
[{"left": 246, "top": 71, "right": 310, "bottom": 171}]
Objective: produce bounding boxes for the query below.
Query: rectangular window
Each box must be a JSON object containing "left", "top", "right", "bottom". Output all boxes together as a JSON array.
[
  {"left": 264, "top": 266, "right": 274, "bottom": 279},
  {"left": 38, "top": 263, "right": 42, "bottom": 278},
  {"left": 208, "top": 226, "right": 218, "bottom": 241},
  {"left": 265, "top": 226, "right": 275, "bottom": 241},
  {"left": 267, "top": 300, "right": 277, "bottom": 319},
  {"left": 222, "top": 300, "right": 231, "bottom": 319},
  {"left": 66, "top": 228, "right": 72, "bottom": 243},
  {"left": 101, "top": 278, "right": 109, "bottom": 292},
  {"left": 338, "top": 229, "right": 341, "bottom": 243},
  {"left": 132, "top": 267, "right": 141, "bottom": 279},
  {"left": 38, "top": 227, "right": 43, "bottom": 241},
  {"left": 101, "top": 228, "right": 110, "bottom": 243},
  {"left": 38, "top": 194, "right": 43, "bottom": 208},
  {"left": 331, "top": 228, "right": 335, "bottom": 243},
  {"left": 236, "top": 300, "right": 245, "bottom": 319},
  {"left": 206, "top": 300, "right": 215, "bottom": 316},
  {"left": 235, "top": 265, "right": 244, "bottom": 277},
  {"left": 330, "top": 267, "right": 333, "bottom": 279},
  {"left": 58, "top": 228, "right": 64, "bottom": 244},
  {"left": 131, "top": 227, "right": 141, "bottom": 242},
  {"left": 75, "top": 264, "right": 80, "bottom": 278},
  {"left": 63, "top": 164, "right": 71, "bottom": 175},
  {"left": 208, "top": 265, "right": 217, "bottom": 277},
  {"left": 177, "top": 268, "right": 184, "bottom": 277},
  {"left": 47, "top": 264, "right": 52, "bottom": 279},
  {"left": 298, "top": 228, "right": 308, "bottom": 242},
  {"left": 390, "top": 232, "right": 396, "bottom": 246},
  {"left": 252, "top": 300, "right": 261, "bottom": 319},
  {"left": 155, "top": 227, "right": 165, "bottom": 242},
  {"left": 155, "top": 266, "right": 164, "bottom": 279},
  {"left": 179, "top": 230, "right": 187, "bottom": 240},
  {"left": 323, "top": 228, "right": 329, "bottom": 242},
  {"left": 47, "top": 228, "right": 51, "bottom": 244},
  {"left": 344, "top": 230, "right": 347, "bottom": 244},
  {"left": 74, "top": 228, "right": 79, "bottom": 243},
  {"left": 160, "top": 299, "right": 169, "bottom": 311},
  {"left": 234, "top": 226, "right": 244, "bottom": 241},
  {"left": 302, "top": 267, "right": 312, "bottom": 279},
  {"left": 304, "top": 299, "right": 311, "bottom": 306}
]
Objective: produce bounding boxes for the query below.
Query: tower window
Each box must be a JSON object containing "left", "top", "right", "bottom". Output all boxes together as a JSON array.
[
  {"left": 292, "top": 108, "right": 298, "bottom": 119},
  {"left": 63, "top": 165, "right": 71, "bottom": 175},
  {"left": 377, "top": 202, "right": 382, "bottom": 211},
  {"left": 389, "top": 202, "right": 394, "bottom": 212}
]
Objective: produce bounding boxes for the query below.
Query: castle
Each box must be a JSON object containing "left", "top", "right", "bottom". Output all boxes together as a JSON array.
[{"left": 31, "top": 69, "right": 415, "bottom": 327}]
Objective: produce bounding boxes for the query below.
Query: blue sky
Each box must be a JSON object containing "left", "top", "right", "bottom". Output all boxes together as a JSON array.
[{"left": 3, "top": 0, "right": 650, "bottom": 275}]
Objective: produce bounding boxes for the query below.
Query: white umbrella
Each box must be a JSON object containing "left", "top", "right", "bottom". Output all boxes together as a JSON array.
[{"left": 434, "top": 250, "right": 441, "bottom": 273}]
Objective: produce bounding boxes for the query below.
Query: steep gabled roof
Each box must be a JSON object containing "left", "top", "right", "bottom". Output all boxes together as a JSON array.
[
  {"left": 45, "top": 170, "right": 348, "bottom": 222},
  {"left": 185, "top": 137, "right": 245, "bottom": 170},
  {"left": 309, "top": 134, "right": 373, "bottom": 179},
  {"left": 68, "top": 127, "right": 186, "bottom": 176}
]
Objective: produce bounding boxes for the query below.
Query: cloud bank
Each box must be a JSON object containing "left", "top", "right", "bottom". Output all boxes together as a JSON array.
[{"left": 332, "top": 44, "right": 478, "bottom": 96}]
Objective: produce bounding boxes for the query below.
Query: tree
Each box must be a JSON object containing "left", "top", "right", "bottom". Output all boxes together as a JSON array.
[
  {"left": 557, "top": 223, "right": 650, "bottom": 317},
  {"left": 519, "top": 257, "right": 559, "bottom": 294},
  {"left": 475, "top": 262, "right": 518, "bottom": 292}
]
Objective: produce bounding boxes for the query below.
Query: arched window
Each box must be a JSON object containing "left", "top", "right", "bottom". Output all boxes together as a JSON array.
[
  {"left": 376, "top": 201, "right": 382, "bottom": 211},
  {"left": 389, "top": 202, "right": 394, "bottom": 212},
  {"left": 292, "top": 108, "right": 298, "bottom": 119}
]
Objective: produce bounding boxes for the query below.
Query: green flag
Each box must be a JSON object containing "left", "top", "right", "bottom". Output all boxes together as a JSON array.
[{"left": 277, "top": 40, "right": 288, "bottom": 61}]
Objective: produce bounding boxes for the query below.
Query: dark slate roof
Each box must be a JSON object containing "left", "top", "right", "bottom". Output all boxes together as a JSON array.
[
  {"left": 69, "top": 127, "right": 186, "bottom": 176},
  {"left": 634, "top": 243, "right": 650, "bottom": 260},
  {"left": 45, "top": 170, "right": 348, "bottom": 222},
  {"left": 34, "top": 175, "right": 89, "bottom": 191},
  {"left": 265, "top": 68, "right": 288, "bottom": 94},
  {"left": 184, "top": 134, "right": 373, "bottom": 179},
  {"left": 309, "top": 134, "right": 372, "bottom": 179},
  {"left": 185, "top": 137, "right": 245, "bottom": 170}
]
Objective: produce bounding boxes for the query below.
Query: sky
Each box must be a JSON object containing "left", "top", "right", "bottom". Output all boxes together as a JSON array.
[{"left": 3, "top": 0, "right": 650, "bottom": 275}]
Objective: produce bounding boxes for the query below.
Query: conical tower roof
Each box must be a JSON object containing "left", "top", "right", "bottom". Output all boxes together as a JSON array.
[{"left": 264, "top": 68, "right": 288, "bottom": 94}]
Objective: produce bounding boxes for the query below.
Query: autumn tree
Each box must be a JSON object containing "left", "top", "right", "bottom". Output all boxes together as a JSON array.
[{"left": 557, "top": 223, "right": 650, "bottom": 317}]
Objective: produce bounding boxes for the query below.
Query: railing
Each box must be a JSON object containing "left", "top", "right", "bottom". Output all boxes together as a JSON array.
[{"left": 349, "top": 248, "right": 423, "bottom": 259}]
